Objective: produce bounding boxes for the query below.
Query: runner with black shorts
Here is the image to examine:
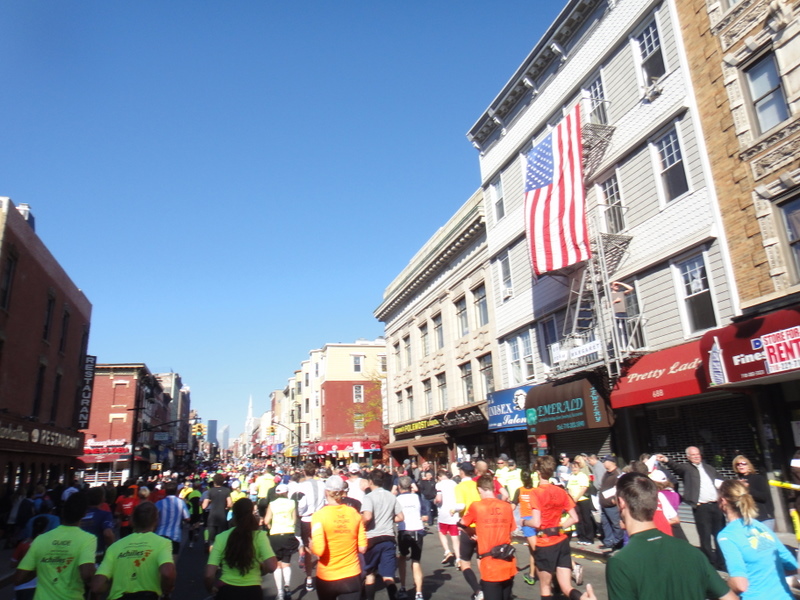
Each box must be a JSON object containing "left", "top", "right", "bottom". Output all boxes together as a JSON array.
[{"left": 265, "top": 483, "right": 299, "bottom": 600}]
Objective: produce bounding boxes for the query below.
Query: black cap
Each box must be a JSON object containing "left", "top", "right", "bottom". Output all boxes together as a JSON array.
[
  {"left": 602, "top": 455, "right": 617, "bottom": 464},
  {"left": 458, "top": 462, "right": 475, "bottom": 474}
]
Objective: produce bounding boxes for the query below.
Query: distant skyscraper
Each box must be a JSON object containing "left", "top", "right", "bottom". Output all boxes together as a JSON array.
[
  {"left": 221, "top": 425, "right": 230, "bottom": 450},
  {"left": 207, "top": 420, "right": 218, "bottom": 446}
]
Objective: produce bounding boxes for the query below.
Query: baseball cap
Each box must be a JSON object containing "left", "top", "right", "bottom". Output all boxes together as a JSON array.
[
  {"left": 348, "top": 463, "right": 361, "bottom": 474},
  {"left": 275, "top": 483, "right": 289, "bottom": 494},
  {"left": 498, "top": 453, "right": 509, "bottom": 461},
  {"left": 325, "top": 477, "right": 347, "bottom": 492},
  {"left": 458, "top": 461, "right": 475, "bottom": 474},
  {"left": 602, "top": 455, "right": 618, "bottom": 464}
]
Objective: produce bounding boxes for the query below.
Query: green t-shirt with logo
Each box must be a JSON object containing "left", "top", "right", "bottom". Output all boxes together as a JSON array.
[
  {"left": 208, "top": 528, "right": 274, "bottom": 586},
  {"left": 96, "top": 532, "right": 173, "bottom": 599},
  {"left": 18, "top": 525, "right": 97, "bottom": 600}
]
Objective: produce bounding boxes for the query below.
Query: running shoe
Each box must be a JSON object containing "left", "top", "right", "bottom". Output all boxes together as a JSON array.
[
  {"left": 472, "top": 591, "right": 484, "bottom": 600},
  {"left": 415, "top": 593, "right": 423, "bottom": 600},
  {"left": 522, "top": 573, "right": 537, "bottom": 586},
  {"left": 284, "top": 585, "right": 291, "bottom": 599},
  {"left": 441, "top": 552, "right": 454, "bottom": 565},
  {"left": 572, "top": 563, "right": 584, "bottom": 586},
  {"left": 305, "top": 578, "right": 314, "bottom": 592},
  {"left": 397, "top": 588, "right": 408, "bottom": 600}
]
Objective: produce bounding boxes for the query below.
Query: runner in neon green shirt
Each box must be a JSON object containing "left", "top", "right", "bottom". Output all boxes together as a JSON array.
[
  {"left": 16, "top": 493, "right": 97, "bottom": 600},
  {"left": 91, "top": 502, "right": 175, "bottom": 600}
]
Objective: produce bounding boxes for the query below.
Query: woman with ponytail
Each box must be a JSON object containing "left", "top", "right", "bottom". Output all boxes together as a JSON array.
[
  {"left": 205, "top": 498, "right": 277, "bottom": 600},
  {"left": 717, "top": 479, "right": 797, "bottom": 599}
]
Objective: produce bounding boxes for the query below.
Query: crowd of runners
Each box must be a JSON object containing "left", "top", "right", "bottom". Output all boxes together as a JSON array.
[{"left": 5, "top": 446, "right": 799, "bottom": 600}]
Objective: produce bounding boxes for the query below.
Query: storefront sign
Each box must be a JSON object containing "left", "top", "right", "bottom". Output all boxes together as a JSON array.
[
  {"left": 0, "top": 418, "right": 83, "bottom": 453},
  {"left": 525, "top": 379, "right": 612, "bottom": 437},
  {"left": 77, "top": 355, "right": 97, "bottom": 429},
  {"left": 611, "top": 341, "right": 706, "bottom": 409},
  {"left": 701, "top": 308, "right": 800, "bottom": 386},
  {"left": 487, "top": 386, "right": 533, "bottom": 431},
  {"left": 393, "top": 405, "right": 485, "bottom": 438}
]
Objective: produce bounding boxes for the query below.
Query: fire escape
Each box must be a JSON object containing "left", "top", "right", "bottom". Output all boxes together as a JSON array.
[{"left": 543, "top": 113, "right": 644, "bottom": 388}]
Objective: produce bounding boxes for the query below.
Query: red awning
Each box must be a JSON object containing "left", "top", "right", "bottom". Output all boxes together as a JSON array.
[
  {"left": 313, "top": 440, "right": 382, "bottom": 454},
  {"left": 611, "top": 341, "right": 707, "bottom": 409}
]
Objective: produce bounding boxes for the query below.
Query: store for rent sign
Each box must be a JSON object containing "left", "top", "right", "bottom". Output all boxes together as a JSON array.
[{"left": 762, "top": 326, "right": 800, "bottom": 373}]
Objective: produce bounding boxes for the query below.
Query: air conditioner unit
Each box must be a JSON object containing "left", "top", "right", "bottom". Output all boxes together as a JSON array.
[{"left": 503, "top": 287, "right": 514, "bottom": 299}]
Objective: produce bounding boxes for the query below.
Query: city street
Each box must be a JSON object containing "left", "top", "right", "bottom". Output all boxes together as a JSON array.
[{"left": 0, "top": 530, "right": 609, "bottom": 600}]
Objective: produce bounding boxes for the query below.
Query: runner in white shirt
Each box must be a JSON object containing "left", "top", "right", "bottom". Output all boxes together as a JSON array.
[
  {"left": 396, "top": 477, "right": 425, "bottom": 600},
  {"left": 434, "top": 469, "right": 459, "bottom": 565}
]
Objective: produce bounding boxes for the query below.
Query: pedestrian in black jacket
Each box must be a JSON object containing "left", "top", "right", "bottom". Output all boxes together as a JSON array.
[{"left": 656, "top": 447, "right": 725, "bottom": 569}]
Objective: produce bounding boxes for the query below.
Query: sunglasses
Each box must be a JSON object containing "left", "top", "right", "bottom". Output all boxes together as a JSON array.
[{"left": 736, "top": 462, "right": 748, "bottom": 467}]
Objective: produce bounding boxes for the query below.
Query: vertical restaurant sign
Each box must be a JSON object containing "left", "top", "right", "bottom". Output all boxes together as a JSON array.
[
  {"left": 700, "top": 308, "right": 800, "bottom": 385},
  {"left": 78, "top": 355, "right": 97, "bottom": 429},
  {"left": 487, "top": 385, "right": 534, "bottom": 431}
]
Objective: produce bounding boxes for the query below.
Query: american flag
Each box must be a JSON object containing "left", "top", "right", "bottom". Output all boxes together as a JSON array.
[{"left": 524, "top": 103, "right": 590, "bottom": 276}]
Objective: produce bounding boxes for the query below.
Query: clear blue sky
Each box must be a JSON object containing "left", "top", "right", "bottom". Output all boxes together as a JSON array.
[{"left": 0, "top": 2, "right": 562, "bottom": 441}]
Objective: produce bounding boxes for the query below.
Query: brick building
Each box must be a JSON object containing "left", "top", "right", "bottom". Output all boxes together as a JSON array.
[
  {"left": 79, "top": 364, "right": 169, "bottom": 484},
  {"left": 0, "top": 199, "right": 91, "bottom": 491}
]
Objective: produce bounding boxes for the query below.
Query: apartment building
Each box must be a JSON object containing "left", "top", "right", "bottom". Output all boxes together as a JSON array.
[{"left": 375, "top": 190, "right": 503, "bottom": 465}]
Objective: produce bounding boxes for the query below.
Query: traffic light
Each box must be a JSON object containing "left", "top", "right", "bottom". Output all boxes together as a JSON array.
[{"left": 192, "top": 424, "right": 201, "bottom": 436}]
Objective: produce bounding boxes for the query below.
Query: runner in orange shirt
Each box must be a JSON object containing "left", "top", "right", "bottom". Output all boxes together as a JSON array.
[
  {"left": 461, "top": 474, "right": 515, "bottom": 600},
  {"left": 310, "top": 477, "right": 367, "bottom": 600}
]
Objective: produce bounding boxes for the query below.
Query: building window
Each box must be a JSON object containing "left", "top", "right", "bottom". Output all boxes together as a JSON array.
[
  {"left": 587, "top": 76, "right": 608, "bottom": 125},
  {"left": 32, "top": 363, "right": 46, "bottom": 418},
  {"left": 479, "top": 354, "right": 494, "bottom": 396},
  {"left": 353, "top": 384, "right": 364, "bottom": 403},
  {"left": 745, "top": 53, "right": 789, "bottom": 135},
  {"left": 423, "top": 379, "right": 433, "bottom": 414},
  {"left": 491, "top": 176, "right": 505, "bottom": 222},
  {"left": 499, "top": 251, "right": 513, "bottom": 297},
  {"left": 655, "top": 128, "right": 689, "bottom": 202},
  {"left": 396, "top": 391, "right": 403, "bottom": 421},
  {"left": 676, "top": 254, "right": 717, "bottom": 333},
  {"left": 0, "top": 252, "right": 17, "bottom": 311},
  {"left": 315, "top": 362, "right": 319, "bottom": 377},
  {"left": 394, "top": 343, "right": 401, "bottom": 371},
  {"left": 305, "top": 397, "right": 310, "bottom": 413},
  {"left": 42, "top": 294, "right": 55, "bottom": 341},
  {"left": 406, "top": 387, "right": 414, "bottom": 421},
  {"left": 420, "top": 324, "right": 429, "bottom": 357},
  {"left": 509, "top": 330, "right": 534, "bottom": 384},
  {"left": 637, "top": 19, "right": 666, "bottom": 84},
  {"left": 433, "top": 313, "right": 444, "bottom": 350},
  {"left": 57, "top": 310, "right": 70, "bottom": 353},
  {"left": 354, "top": 412, "right": 364, "bottom": 430},
  {"left": 49, "top": 373, "right": 62, "bottom": 423},
  {"left": 353, "top": 355, "right": 362, "bottom": 373},
  {"left": 780, "top": 197, "right": 800, "bottom": 280},
  {"left": 473, "top": 284, "right": 488, "bottom": 327},
  {"left": 455, "top": 297, "right": 469, "bottom": 338},
  {"left": 437, "top": 373, "right": 447, "bottom": 411},
  {"left": 403, "top": 335, "right": 411, "bottom": 367},
  {"left": 305, "top": 373, "right": 309, "bottom": 386},
  {"left": 600, "top": 174, "right": 625, "bottom": 234},
  {"left": 380, "top": 355, "right": 387, "bottom": 372},
  {"left": 539, "top": 317, "right": 559, "bottom": 367},
  {"left": 460, "top": 362, "right": 474, "bottom": 403}
]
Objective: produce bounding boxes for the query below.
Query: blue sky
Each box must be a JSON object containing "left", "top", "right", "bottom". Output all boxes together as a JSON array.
[{"left": 0, "top": 2, "right": 562, "bottom": 440}]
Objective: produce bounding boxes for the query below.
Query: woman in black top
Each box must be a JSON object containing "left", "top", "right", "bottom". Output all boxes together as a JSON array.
[{"left": 732, "top": 454, "right": 774, "bottom": 530}]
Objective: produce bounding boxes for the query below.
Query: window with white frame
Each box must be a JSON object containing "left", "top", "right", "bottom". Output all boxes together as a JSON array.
[
  {"left": 478, "top": 353, "right": 494, "bottom": 396},
  {"left": 354, "top": 412, "right": 364, "bottom": 430},
  {"left": 394, "top": 343, "right": 401, "bottom": 371},
  {"left": 491, "top": 176, "right": 505, "bottom": 222},
  {"left": 455, "top": 297, "right": 469, "bottom": 338},
  {"left": 744, "top": 52, "right": 790, "bottom": 136},
  {"left": 352, "top": 355, "right": 363, "bottom": 373},
  {"left": 499, "top": 251, "right": 513, "bottom": 297},
  {"left": 433, "top": 313, "right": 444, "bottom": 350},
  {"left": 353, "top": 384, "right": 364, "bottom": 403},
  {"left": 406, "top": 387, "right": 414, "bottom": 420},
  {"left": 460, "top": 362, "right": 474, "bottom": 403},
  {"left": 379, "top": 355, "right": 387, "bottom": 372},
  {"left": 600, "top": 173, "right": 625, "bottom": 234},
  {"left": 420, "top": 323, "right": 429, "bottom": 357},
  {"left": 508, "top": 330, "right": 535, "bottom": 384},
  {"left": 423, "top": 379, "right": 433, "bottom": 414},
  {"left": 676, "top": 254, "right": 717, "bottom": 333},
  {"left": 437, "top": 373, "right": 447, "bottom": 411},
  {"left": 396, "top": 391, "right": 403, "bottom": 420},
  {"left": 655, "top": 128, "right": 689, "bottom": 202},
  {"left": 474, "top": 284, "right": 489, "bottom": 327},
  {"left": 403, "top": 335, "right": 411, "bottom": 367},
  {"left": 587, "top": 75, "right": 608, "bottom": 125},
  {"left": 636, "top": 19, "right": 666, "bottom": 85},
  {"left": 779, "top": 196, "right": 800, "bottom": 280}
]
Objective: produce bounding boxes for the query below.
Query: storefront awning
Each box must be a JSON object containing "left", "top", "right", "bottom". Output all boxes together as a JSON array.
[
  {"left": 611, "top": 340, "right": 706, "bottom": 409},
  {"left": 525, "top": 378, "right": 613, "bottom": 437},
  {"left": 700, "top": 307, "right": 800, "bottom": 387},
  {"left": 385, "top": 434, "right": 449, "bottom": 452},
  {"left": 313, "top": 440, "right": 382, "bottom": 454}
]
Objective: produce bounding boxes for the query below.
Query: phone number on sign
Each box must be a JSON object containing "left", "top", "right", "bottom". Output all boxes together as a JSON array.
[{"left": 556, "top": 420, "right": 586, "bottom": 431}]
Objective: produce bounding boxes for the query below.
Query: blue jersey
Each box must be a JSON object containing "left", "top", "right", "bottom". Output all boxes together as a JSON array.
[
  {"left": 717, "top": 518, "right": 796, "bottom": 600},
  {"left": 80, "top": 507, "right": 114, "bottom": 554},
  {"left": 155, "top": 496, "right": 189, "bottom": 542}
]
